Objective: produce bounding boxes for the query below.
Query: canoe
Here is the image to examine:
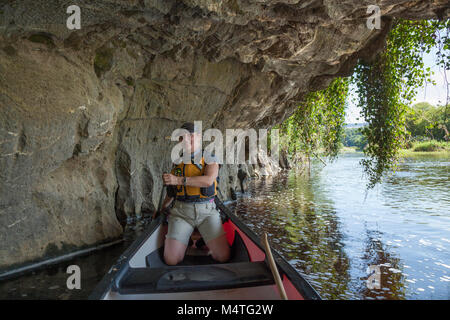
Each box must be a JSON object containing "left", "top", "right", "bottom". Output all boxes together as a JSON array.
[{"left": 89, "top": 197, "right": 321, "bottom": 300}]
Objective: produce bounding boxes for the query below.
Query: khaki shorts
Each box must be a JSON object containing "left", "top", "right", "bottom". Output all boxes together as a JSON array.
[{"left": 166, "top": 200, "right": 225, "bottom": 246}]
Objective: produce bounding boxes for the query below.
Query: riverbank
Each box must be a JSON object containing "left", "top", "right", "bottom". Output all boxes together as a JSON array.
[
  {"left": 399, "top": 140, "right": 450, "bottom": 157},
  {"left": 399, "top": 148, "right": 450, "bottom": 157},
  {"left": 340, "top": 141, "right": 450, "bottom": 158},
  {"left": 340, "top": 146, "right": 361, "bottom": 153}
]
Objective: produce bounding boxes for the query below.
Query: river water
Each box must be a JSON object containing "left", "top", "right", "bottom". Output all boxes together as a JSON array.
[
  {"left": 0, "top": 153, "right": 448, "bottom": 299},
  {"left": 231, "top": 152, "right": 450, "bottom": 299}
]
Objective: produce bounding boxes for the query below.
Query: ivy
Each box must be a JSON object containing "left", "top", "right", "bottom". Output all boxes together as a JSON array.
[
  {"left": 277, "top": 77, "right": 349, "bottom": 162},
  {"left": 353, "top": 19, "right": 449, "bottom": 188},
  {"left": 278, "top": 18, "right": 449, "bottom": 189}
]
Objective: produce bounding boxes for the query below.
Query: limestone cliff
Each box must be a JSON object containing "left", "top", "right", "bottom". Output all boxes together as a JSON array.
[{"left": 0, "top": 0, "right": 448, "bottom": 271}]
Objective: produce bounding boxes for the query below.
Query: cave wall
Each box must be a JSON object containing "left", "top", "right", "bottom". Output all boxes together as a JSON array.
[{"left": 0, "top": 0, "right": 448, "bottom": 270}]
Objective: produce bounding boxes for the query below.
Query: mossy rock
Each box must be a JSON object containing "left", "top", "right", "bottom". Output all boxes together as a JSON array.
[
  {"left": 112, "top": 38, "right": 127, "bottom": 49},
  {"left": 126, "top": 47, "right": 139, "bottom": 60},
  {"left": 2, "top": 45, "right": 17, "bottom": 56},
  {"left": 28, "top": 33, "right": 55, "bottom": 48},
  {"left": 125, "top": 76, "right": 135, "bottom": 86},
  {"left": 94, "top": 47, "right": 114, "bottom": 77},
  {"left": 64, "top": 33, "right": 82, "bottom": 50},
  {"left": 228, "top": 0, "right": 244, "bottom": 14},
  {"left": 42, "top": 242, "right": 81, "bottom": 260}
]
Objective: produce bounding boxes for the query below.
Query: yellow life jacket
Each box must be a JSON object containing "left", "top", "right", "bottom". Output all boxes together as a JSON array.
[{"left": 170, "top": 155, "right": 218, "bottom": 202}]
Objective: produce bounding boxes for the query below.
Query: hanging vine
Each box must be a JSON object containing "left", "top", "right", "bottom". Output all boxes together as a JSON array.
[
  {"left": 353, "top": 19, "right": 449, "bottom": 188},
  {"left": 278, "top": 18, "right": 449, "bottom": 189},
  {"left": 277, "top": 77, "right": 349, "bottom": 162}
]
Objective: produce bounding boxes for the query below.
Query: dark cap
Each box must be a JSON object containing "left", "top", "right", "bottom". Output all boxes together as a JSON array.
[{"left": 180, "top": 122, "right": 195, "bottom": 133}]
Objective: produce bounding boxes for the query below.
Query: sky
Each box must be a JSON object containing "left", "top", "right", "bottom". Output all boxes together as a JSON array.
[{"left": 345, "top": 46, "right": 449, "bottom": 124}]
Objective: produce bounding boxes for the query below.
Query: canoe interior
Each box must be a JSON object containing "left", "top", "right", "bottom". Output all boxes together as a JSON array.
[{"left": 91, "top": 198, "right": 321, "bottom": 300}]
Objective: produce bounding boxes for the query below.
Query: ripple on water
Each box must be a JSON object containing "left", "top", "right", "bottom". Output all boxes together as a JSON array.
[{"left": 233, "top": 153, "right": 450, "bottom": 300}]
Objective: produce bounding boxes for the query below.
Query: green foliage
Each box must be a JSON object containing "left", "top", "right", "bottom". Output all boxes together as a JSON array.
[
  {"left": 94, "top": 46, "right": 114, "bottom": 78},
  {"left": 353, "top": 19, "right": 449, "bottom": 188},
  {"left": 405, "top": 102, "right": 449, "bottom": 141},
  {"left": 276, "top": 77, "right": 349, "bottom": 161},
  {"left": 342, "top": 127, "right": 368, "bottom": 151},
  {"left": 278, "top": 19, "right": 448, "bottom": 188},
  {"left": 411, "top": 140, "right": 449, "bottom": 152}
]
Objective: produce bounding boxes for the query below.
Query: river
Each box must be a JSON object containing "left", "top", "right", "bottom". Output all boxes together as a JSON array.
[
  {"left": 0, "top": 153, "right": 448, "bottom": 299},
  {"left": 231, "top": 152, "right": 450, "bottom": 299}
]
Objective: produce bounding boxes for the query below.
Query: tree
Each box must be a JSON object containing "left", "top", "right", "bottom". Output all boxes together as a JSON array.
[{"left": 405, "top": 102, "right": 449, "bottom": 141}]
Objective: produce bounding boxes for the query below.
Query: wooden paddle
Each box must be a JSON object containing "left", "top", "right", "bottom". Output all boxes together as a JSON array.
[
  {"left": 152, "top": 183, "right": 166, "bottom": 220},
  {"left": 262, "top": 232, "right": 288, "bottom": 300}
]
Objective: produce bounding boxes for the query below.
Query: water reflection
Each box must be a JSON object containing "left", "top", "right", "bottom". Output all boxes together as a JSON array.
[
  {"left": 0, "top": 217, "right": 152, "bottom": 299},
  {"left": 232, "top": 153, "right": 449, "bottom": 300},
  {"left": 232, "top": 171, "right": 354, "bottom": 300},
  {"left": 358, "top": 228, "right": 406, "bottom": 300}
]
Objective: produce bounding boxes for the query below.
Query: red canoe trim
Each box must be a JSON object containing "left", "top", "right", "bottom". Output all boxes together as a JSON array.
[
  {"left": 222, "top": 220, "right": 304, "bottom": 300},
  {"left": 224, "top": 220, "right": 265, "bottom": 262},
  {"left": 235, "top": 228, "right": 266, "bottom": 262},
  {"left": 283, "top": 274, "right": 304, "bottom": 300},
  {"left": 222, "top": 220, "right": 236, "bottom": 246}
]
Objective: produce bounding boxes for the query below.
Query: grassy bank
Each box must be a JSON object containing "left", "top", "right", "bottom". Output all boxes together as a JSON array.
[
  {"left": 339, "top": 141, "right": 449, "bottom": 157},
  {"left": 340, "top": 146, "right": 361, "bottom": 153},
  {"left": 399, "top": 149, "right": 450, "bottom": 157},
  {"left": 399, "top": 140, "right": 450, "bottom": 157}
]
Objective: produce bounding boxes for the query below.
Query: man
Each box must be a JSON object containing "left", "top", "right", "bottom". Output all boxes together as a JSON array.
[{"left": 160, "top": 122, "right": 230, "bottom": 266}]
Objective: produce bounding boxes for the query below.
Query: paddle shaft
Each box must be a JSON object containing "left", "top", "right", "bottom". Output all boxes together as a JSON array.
[
  {"left": 152, "top": 183, "right": 166, "bottom": 220},
  {"left": 262, "top": 232, "right": 288, "bottom": 300}
]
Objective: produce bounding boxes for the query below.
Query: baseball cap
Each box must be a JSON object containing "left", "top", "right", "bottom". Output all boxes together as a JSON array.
[{"left": 180, "top": 122, "right": 195, "bottom": 133}]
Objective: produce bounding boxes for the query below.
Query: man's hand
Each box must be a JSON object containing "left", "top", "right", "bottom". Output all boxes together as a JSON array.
[{"left": 163, "top": 173, "right": 182, "bottom": 186}]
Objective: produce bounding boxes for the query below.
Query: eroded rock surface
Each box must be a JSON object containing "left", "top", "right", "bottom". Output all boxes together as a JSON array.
[{"left": 0, "top": 0, "right": 448, "bottom": 270}]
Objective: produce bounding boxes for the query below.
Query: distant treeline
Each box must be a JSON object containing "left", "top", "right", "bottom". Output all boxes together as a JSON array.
[
  {"left": 342, "top": 102, "right": 449, "bottom": 151},
  {"left": 341, "top": 127, "right": 367, "bottom": 151},
  {"left": 405, "top": 102, "right": 449, "bottom": 142}
]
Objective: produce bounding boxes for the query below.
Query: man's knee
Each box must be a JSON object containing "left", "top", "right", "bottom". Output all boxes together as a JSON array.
[
  {"left": 163, "top": 238, "right": 187, "bottom": 266},
  {"left": 211, "top": 247, "right": 230, "bottom": 263},
  {"left": 164, "top": 252, "right": 182, "bottom": 266}
]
